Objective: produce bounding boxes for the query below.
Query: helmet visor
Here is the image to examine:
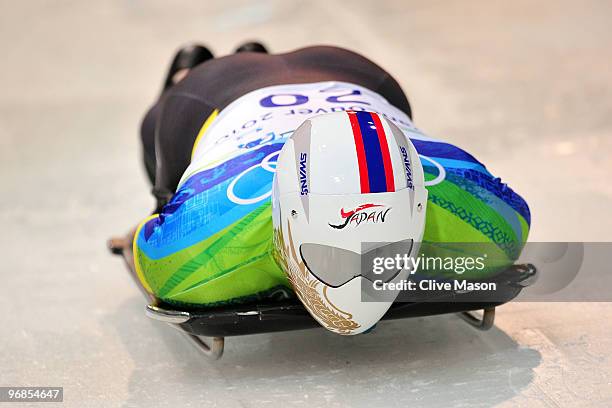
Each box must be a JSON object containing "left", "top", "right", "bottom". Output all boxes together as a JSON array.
[{"left": 299, "top": 239, "right": 414, "bottom": 288}]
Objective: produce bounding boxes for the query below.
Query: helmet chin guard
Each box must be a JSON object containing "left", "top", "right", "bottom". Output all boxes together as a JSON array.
[{"left": 272, "top": 111, "right": 427, "bottom": 335}]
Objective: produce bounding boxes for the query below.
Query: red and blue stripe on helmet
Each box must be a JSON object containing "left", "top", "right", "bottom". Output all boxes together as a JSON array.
[{"left": 347, "top": 111, "right": 395, "bottom": 193}]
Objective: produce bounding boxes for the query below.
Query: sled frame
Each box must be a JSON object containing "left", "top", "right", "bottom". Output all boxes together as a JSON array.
[{"left": 109, "top": 233, "right": 536, "bottom": 359}]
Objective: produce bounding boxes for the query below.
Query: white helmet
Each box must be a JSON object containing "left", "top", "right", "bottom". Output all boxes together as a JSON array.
[{"left": 272, "top": 111, "right": 427, "bottom": 335}]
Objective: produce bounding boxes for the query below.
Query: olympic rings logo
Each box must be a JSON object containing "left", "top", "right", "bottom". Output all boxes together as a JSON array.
[
  {"left": 419, "top": 154, "right": 446, "bottom": 187},
  {"left": 226, "top": 151, "right": 445, "bottom": 205},
  {"left": 227, "top": 151, "right": 280, "bottom": 205}
]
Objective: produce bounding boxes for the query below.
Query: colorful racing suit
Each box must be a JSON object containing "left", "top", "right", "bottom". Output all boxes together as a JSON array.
[{"left": 134, "top": 82, "right": 530, "bottom": 308}]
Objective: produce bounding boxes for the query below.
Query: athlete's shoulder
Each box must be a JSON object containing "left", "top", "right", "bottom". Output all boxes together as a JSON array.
[{"left": 411, "top": 128, "right": 530, "bottom": 254}]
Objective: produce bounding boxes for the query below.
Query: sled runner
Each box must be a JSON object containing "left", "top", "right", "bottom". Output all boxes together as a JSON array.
[{"left": 108, "top": 234, "right": 536, "bottom": 360}]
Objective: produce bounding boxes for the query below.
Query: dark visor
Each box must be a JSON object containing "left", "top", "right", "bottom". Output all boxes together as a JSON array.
[{"left": 299, "top": 240, "right": 414, "bottom": 287}]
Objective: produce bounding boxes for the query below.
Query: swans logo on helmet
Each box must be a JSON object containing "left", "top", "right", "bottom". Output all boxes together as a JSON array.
[
  {"left": 299, "top": 152, "right": 309, "bottom": 195},
  {"left": 328, "top": 203, "right": 391, "bottom": 229},
  {"left": 399, "top": 146, "right": 414, "bottom": 190}
]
